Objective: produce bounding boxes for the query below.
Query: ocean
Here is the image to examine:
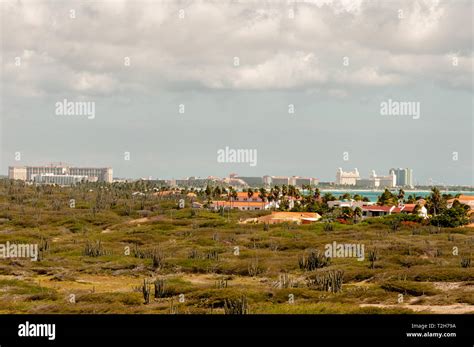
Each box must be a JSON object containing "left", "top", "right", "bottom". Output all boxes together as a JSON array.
[{"left": 314, "top": 190, "right": 474, "bottom": 202}]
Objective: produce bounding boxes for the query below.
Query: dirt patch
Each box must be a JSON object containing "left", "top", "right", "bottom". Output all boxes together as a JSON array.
[{"left": 360, "top": 303, "right": 474, "bottom": 314}]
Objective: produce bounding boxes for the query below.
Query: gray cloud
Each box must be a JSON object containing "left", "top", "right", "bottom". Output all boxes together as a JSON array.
[{"left": 1, "top": 0, "right": 472, "bottom": 184}]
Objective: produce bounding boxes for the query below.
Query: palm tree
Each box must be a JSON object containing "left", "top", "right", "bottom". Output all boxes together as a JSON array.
[
  {"left": 428, "top": 187, "right": 444, "bottom": 216},
  {"left": 341, "top": 193, "right": 351, "bottom": 200},
  {"left": 272, "top": 185, "right": 280, "bottom": 202},
  {"left": 353, "top": 206, "right": 362, "bottom": 223},
  {"left": 247, "top": 188, "right": 254, "bottom": 200},
  {"left": 258, "top": 187, "right": 267, "bottom": 209},
  {"left": 213, "top": 186, "right": 222, "bottom": 198},
  {"left": 314, "top": 187, "right": 320, "bottom": 200},
  {"left": 398, "top": 189, "right": 405, "bottom": 202},
  {"left": 322, "top": 192, "right": 336, "bottom": 204},
  {"left": 231, "top": 188, "right": 238, "bottom": 209}
]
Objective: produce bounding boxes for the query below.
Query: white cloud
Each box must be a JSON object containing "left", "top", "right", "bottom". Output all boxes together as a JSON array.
[{"left": 1, "top": 0, "right": 472, "bottom": 95}]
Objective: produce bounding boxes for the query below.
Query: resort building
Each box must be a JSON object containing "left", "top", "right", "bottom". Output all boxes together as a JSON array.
[
  {"left": 390, "top": 168, "right": 414, "bottom": 187},
  {"left": 32, "top": 173, "right": 91, "bottom": 185},
  {"left": 335, "top": 168, "right": 360, "bottom": 185},
  {"left": 368, "top": 170, "right": 397, "bottom": 188},
  {"left": 289, "top": 176, "right": 319, "bottom": 187},
  {"left": 9, "top": 164, "right": 113, "bottom": 183}
]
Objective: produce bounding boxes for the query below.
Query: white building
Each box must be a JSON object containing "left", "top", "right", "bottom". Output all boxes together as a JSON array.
[
  {"left": 369, "top": 170, "right": 396, "bottom": 188},
  {"left": 8, "top": 165, "right": 113, "bottom": 183},
  {"left": 390, "top": 168, "right": 414, "bottom": 187},
  {"left": 32, "top": 173, "right": 90, "bottom": 185},
  {"left": 327, "top": 200, "right": 375, "bottom": 209},
  {"left": 8, "top": 167, "right": 27, "bottom": 181},
  {"left": 336, "top": 168, "right": 360, "bottom": 185}
]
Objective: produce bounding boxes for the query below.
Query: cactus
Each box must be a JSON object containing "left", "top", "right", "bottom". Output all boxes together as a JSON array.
[
  {"left": 168, "top": 298, "right": 178, "bottom": 314},
  {"left": 83, "top": 240, "right": 107, "bottom": 257},
  {"left": 142, "top": 279, "right": 151, "bottom": 304},
  {"left": 277, "top": 273, "right": 294, "bottom": 289},
  {"left": 188, "top": 248, "right": 200, "bottom": 259},
  {"left": 38, "top": 236, "right": 50, "bottom": 261},
  {"left": 323, "top": 222, "right": 334, "bottom": 232},
  {"left": 461, "top": 257, "right": 471, "bottom": 268},
  {"left": 368, "top": 248, "right": 378, "bottom": 269},
  {"left": 307, "top": 270, "right": 344, "bottom": 293},
  {"left": 132, "top": 244, "right": 149, "bottom": 259},
  {"left": 224, "top": 296, "right": 249, "bottom": 314},
  {"left": 206, "top": 249, "right": 219, "bottom": 261},
  {"left": 247, "top": 258, "right": 261, "bottom": 277},
  {"left": 298, "top": 250, "right": 330, "bottom": 271},
  {"left": 152, "top": 249, "right": 165, "bottom": 269},
  {"left": 215, "top": 278, "right": 228, "bottom": 289},
  {"left": 154, "top": 278, "right": 166, "bottom": 298},
  {"left": 390, "top": 217, "right": 401, "bottom": 231},
  {"left": 39, "top": 236, "right": 50, "bottom": 252}
]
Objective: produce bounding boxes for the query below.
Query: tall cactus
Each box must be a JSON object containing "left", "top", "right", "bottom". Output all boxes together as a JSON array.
[
  {"left": 307, "top": 270, "right": 344, "bottom": 293},
  {"left": 224, "top": 296, "right": 249, "bottom": 314},
  {"left": 298, "top": 250, "right": 330, "bottom": 271},
  {"left": 142, "top": 279, "right": 151, "bottom": 304},
  {"left": 154, "top": 278, "right": 166, "bottom": 298}
]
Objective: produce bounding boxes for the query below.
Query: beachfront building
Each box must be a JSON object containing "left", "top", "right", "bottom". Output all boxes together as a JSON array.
[
  {"left": 9, "top": 164, "right": 113, "bottom": 183},
  {"left": 32, "top": 173, "right": 90, "bottom": 185},
  {"left": 368, "top": 170, "right": 397, "bottom": 188},
  {"left": 263, "top": 175, "right": 318, "bottom": 187},
  {"left": 336, "top": 168, "right": 360, "bottom": 185},
  {"left": 390, "top": 168, "right": 414, "bottom": 187},
  {"left": 290, "top": 176, "right": 319, "bottom": 187}
]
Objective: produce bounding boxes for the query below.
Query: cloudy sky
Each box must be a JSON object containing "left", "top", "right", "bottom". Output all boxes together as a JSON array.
[{"left": 1, "top": 0, "right": 472, "bottom": 185}]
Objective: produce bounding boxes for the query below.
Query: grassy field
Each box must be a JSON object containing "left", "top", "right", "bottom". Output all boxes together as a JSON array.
[{"left": 0, "top": 181, "right": 472, "bottom": 314}]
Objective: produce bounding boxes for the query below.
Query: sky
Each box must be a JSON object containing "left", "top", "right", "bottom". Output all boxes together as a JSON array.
[{"left": 1, "top": 0, "right": 473, "bottom": 185}]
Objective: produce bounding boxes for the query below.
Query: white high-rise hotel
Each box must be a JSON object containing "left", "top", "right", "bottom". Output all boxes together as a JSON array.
[
  {"left": 9, "top": 164, "right": 113, "bottom": 183},
  {"left": 336, "top": 168, "right": 411, "bottom": 188},
  {"left": 335, "top": 168, "right": 360, "bottom": 185}
]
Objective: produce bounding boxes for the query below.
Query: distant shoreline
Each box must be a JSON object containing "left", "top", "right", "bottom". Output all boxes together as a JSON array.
[{"left": 319, "top": 189, "right": 474, "bottom": 193}]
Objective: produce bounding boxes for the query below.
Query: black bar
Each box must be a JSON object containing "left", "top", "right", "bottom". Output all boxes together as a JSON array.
[{"left": 0, "top": 314, "right": 472, "bottom": 345}]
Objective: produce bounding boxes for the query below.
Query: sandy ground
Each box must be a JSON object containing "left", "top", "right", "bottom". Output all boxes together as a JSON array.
[
  {"left": 360, "top": 303, "right": 474, "bottom": 314},
  {"left": 102, "top": 215, "right": 166, "bottom": 233}
]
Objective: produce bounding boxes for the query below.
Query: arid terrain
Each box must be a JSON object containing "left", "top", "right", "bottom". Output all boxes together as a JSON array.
[{"left": 0, "top": 181, "right": 472, "bottom": 314}]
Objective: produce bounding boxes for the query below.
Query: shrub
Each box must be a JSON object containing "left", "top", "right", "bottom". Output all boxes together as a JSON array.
[{"left": 298, "top": 250, "right": 330, "bottom": 271}]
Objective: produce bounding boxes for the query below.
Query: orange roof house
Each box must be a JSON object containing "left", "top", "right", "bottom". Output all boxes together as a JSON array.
[{"left": 210, "top": 200, "right": 268, "bottom": 211}]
